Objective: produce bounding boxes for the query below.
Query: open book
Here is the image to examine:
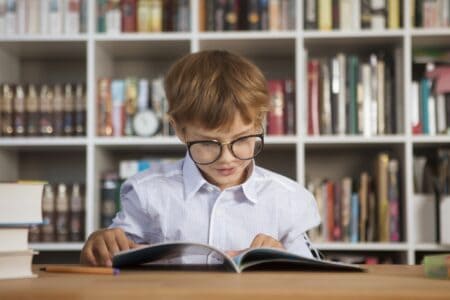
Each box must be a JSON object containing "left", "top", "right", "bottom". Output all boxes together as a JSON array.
[{"left": 112, "top": 242, "right": 365, "bottom": 273}]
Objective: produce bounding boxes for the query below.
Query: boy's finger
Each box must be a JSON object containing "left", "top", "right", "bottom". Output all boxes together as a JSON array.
[
  {"left": 93, "top": 239, "right": 112, "bottom": 267},
  {"left": 104, "top": 233, "right": 120, "bottom": 257},
  {"left": 115, "top": 232, "right": 131, "bottom": 251},
  {"left": 82, "top": 248, "right": 98, "bottom": 266}
]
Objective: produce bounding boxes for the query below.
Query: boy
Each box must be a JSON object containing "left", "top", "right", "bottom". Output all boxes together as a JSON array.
[{"left": 80, "top": 50, "right": 321, "bottom": 267}]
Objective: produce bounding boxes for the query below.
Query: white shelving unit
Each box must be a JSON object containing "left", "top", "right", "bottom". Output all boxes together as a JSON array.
[{"left": 1, "top": 0, "right": 450, "bottom": 264}]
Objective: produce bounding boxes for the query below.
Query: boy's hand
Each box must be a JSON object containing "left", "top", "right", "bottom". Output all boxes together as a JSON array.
[
  {"left": 80, "top": 228, "right": 138, "bottom": 267},
  {"left": 225, "top": 233, "right": 285, "bottom": 258}
]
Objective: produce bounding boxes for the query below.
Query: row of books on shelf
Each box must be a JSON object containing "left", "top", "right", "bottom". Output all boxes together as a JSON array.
[
  {"left": 97, "top": 0, "right": 190, "bottom": 33},
  {"left": 267, "top": 79, "right": 296, "bottom": 135},
  {"left": 307, "top": 153, "right": 401, "bottom": 243},
  {"left": 307, "top": 51, "right": 401, "bottom": 136},
  {"left": 412, "top": 0, "right": 450, "bottom": 28},
  {"left": 199, "top": 0, "right": 295, "bottom": 31},
  {"left": 0, "top": 83, "right": 86, "bottom": 137},
  {"left": 326, "top": 253, "right": 400, "bottom": 264},
  {"left": 411, "top": 58, "right": 450, "bottom": 135},
  {"left": 0, "top": 183, "right": 43, "bottom": 279},
  {"left": 97, "top": 77, "right": 171, "bottom": 137},
  {"left": 304, "top": 0, "right": 402, "bottom": 31},
  {"left": 0, "top": 0, "right": 86, "bottom": 36},
  {"left": 29, "top": 183, "right": 85, "bottom": 243}
]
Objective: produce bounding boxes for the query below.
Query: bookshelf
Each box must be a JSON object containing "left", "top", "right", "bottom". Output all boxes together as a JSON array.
[{"left": 1, "top": 0, "right": 450, "bottom": 265}]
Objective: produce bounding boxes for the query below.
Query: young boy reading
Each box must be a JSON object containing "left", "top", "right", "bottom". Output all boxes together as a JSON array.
[{"left": 80, "top": 50, "right": 321, "bottom": 267}]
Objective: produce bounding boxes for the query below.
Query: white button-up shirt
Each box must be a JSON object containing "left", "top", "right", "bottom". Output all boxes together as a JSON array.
[{"left": 110, "top": 153, "right": 321, "bottom": 260}]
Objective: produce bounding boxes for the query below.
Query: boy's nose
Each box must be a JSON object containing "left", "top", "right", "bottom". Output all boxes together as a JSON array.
[{"left": 217, "top": 144, "right": 235, "bottom": 162}]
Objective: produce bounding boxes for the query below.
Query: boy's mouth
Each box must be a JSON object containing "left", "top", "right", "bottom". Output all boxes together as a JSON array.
[{"left": 216, "top": 167, "right": 236, "bottom": 176}]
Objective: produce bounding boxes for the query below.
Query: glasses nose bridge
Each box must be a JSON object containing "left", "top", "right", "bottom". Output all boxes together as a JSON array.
[{"left": 218, "top": 140, "right": 235, "bottom": 156}]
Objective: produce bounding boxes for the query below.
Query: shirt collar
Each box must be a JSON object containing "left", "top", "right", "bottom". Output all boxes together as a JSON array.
[{"left": 182, "top": 152, "right": 260, "bottom": 204}]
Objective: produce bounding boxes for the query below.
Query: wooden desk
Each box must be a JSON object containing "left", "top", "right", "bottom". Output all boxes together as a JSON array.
[{"left": 0, "top": 265, "right": 448, "bottom": 299}]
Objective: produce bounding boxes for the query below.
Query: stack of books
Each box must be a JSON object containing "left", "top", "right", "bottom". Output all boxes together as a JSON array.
[{"left": 0, "top": 183, "right": 44, "bottom": 280}]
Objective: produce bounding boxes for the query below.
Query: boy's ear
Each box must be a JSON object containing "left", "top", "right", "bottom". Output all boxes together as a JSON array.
[{"left": 169, "top": 118, "right": 186, "bottom": 143}]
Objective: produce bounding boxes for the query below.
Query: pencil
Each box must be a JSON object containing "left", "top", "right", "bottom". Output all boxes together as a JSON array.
[{"left": 40, "top": 266, "right": 120, "bottom": 275}]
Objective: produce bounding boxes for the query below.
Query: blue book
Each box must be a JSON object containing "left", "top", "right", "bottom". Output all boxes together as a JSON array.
[
  {"left": 420, "top": 78, "right": 431, "bottom": 135},
  {"left": 350, "top": 193, "right": 359, "bottom": 243}
]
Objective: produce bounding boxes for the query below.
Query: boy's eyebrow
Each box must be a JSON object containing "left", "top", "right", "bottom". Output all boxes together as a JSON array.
[{"left": 193, "top": 128, "right": 254, "bottom": 140}]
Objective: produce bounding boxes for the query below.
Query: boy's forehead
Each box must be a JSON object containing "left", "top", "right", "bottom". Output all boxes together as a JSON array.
[{"left": 186, "top": 119, "right": 257, "bottom": 139}]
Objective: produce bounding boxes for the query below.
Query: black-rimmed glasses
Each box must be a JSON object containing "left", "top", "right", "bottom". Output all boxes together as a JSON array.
[{"left": 186, "top": 133, "right": 264, "bottom": 165}]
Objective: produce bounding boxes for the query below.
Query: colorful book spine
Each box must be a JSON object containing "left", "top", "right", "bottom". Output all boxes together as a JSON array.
[
  {"left": 121, "top": 0, "right": 137, "bottom": 32},
  {"left": 308, "top": 60, "right": 320, "bottom": 135},
  {"left": 111, "top": 79, "right": 125, "bottom": 137}
]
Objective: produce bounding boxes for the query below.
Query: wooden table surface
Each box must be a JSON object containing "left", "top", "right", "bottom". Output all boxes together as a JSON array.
[{"left": 0, "top": 265, "right": 449, "bottom": 300}]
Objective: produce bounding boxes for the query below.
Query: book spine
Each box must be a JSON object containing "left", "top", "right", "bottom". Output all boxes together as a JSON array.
[
  {"left": 259, "top": 0, "right": 269, "bottom": 30},
  {"left": 65, "top": 0, "right": 80, "bottom": 34},
  {"left": 39, "top": 85, "right": 54, "bottom": 136},
  {"left": 268, "top": 0, "right": 280, "bottom": 30},
  {"left": 267, "top": 80, "right": 285, "bottom": 135},
  {"left": 284, "top": 79, "right": 296, "bottom": 135},
  {"left": 224, "top": 0, "right": 238, "bottom": 30},
  {"left": 377, "top": 152, "right": 390, "bottom": 242},
  {"left": 5, "top": 0, "right": 17, "bottom": 34},
  {"left": 420, "top": 78, "right": 431, "bottom": 135},
  {"left": 279, "top": 0, "right": 289, "bottom": 30},
  {"left": 446, "top": 94, "right": 450, "bottom": 134},
  {"left": 348, "top": 56, "right": 359, "bottom": 134},
  {"left": 352, "top": 0, "right": 361, "bottom": 29},
  {"left": 333, "top": 180, "right": 342, "bottom": 241},
  {"left": 388, "top": 0, "right": 400, "bottom": 29},
  {"left": 370, "top": 55, "right": 378, "bottom": 136},
  {"left": 331, "top": 0, "right": 339, "bottom": 30},
  {"left": 361, "top": 0, "right": 371, "bottom": 29},
  {"left": 124, "top": 78, "right": 138, "bottom": 136},
  {"left": 26, "top": 84, "right": 40, "bottom": 136},
  {"left": 150, "top": 0, "right": 162, "bottom": 32},
  {"left": 27, "top": 0, "right": 40, "bottom": 34},
  {"left": 370, "top": 0, "right": 386, "bottom": 30},
  {"left": 137, "top": 0, "right": 151, "bottom": 32},
  {"left": 63, "top": 84, "right": 74, "bottom": 136},
  {"left": 330, "top": 57, "right": 339, "bottom": 134},
  {"left": 339, "top": 0, "right": 352, "bottom": 30},
  {"left": 53, "top": 84, "right": 64, "bottom": 136},
  {"left": 101, "top": 173, "right": 120, "bottom": 228},
  {"left": 247, "top": 0, "right": 260, "bottom": 30},
  {"left": 42, "top": 184, "right": 55, "bottom": 242},
  {"left": 320, "top": 62, "right": 332, "bottom": 134},
  {"left": 79, "top": 0, "right": 86, "bottom": 32},
  {"left": 176, "top": 0, "right": 190, "bottom": 32},
  {"left": 97, "top": 0, "right": 107, "bottom": 32},
  {"left": 304, "top": 0, "right": 317, "bottom": 29},
  {"left": 98, "top": 78, "right": 113, "bottom": 136},
  {"left": 13, "top": 85, "right": 26, "bottom": 136},
  {"left": 56, "top": 183, "right": 70, "bottom": 242},
  {"left": 350, "top": 192, "right": 359, "bottom": 243},
  {"left": 48, "top": 0, "right": 63, "bottom": 34},
  {"left": 16, "top": 0, "right": 25, "bottom": 34},
  {"left": 327, "top": 181, "right": 334, "bottom": 241},
  {"left": 74, "top": 83, "right": 86, "bottom": 136},
  {"left": 377, "top": 59, "right": 385, "bottom": 135},
  {"left": 70, "top": 183, "right": 84, "bottom": 242},
  {"left": 162, "top": 0, "right": 174, "bottom": 31},
  {"left": 341, "top": 177, "right": 352, "bottom": 242},
  {"left": 359, "top": 172, "right": 369, "bottom": 242},
  {"left": 318, "top": 0, "right": 332, "bottom": 30},
  {"left": 388, "top": 159, "right": 400, "bottom": 242},
  {"left": 337, "top": 53, "right": 346, "bottom": 135},
  {"left": 111, "top": 79, "right": 125, "bottom": 137},
  {"left": 428, "top": 94, "right": 436, "bottom": 135},
  {"left": 214, "top": 0, "right": 226, "bottom": 31},
  {"left": 121, "top": 0, "right": 137, "bottom": 32},
  {"left": 308, "top": 60, "right": 320, "bottom": 135}
]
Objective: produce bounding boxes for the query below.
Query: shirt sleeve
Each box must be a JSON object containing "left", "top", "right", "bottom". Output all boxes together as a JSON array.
[
  {"left": 108, "top": 179, "right": 149, "bottom": 244},
  {"left": 279, "top": 187, "right": 321, "bottom": 258}
]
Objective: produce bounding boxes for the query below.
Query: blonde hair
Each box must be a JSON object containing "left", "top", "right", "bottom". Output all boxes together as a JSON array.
[{"left": 164, "top": 50, "right": 270, "bottom": 130}]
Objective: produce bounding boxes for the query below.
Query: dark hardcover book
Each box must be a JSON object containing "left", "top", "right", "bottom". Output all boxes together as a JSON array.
[
  {"left": 246, "top": 0, "right": 259, "bottom": 30},
  {"left": 415, "top": 0, "right": 423, "bottom": 27},
  {"left": 304, "top": 0, "right": 317, "bottom": 29},
  {"left": 206, "top": 0, "right": 215, "bottom": 30},
  {"left": 385, "top": 64, "right": 394, "bottom": 134},
  {"left": 63, "top": 84, "right": 74, "bottom": 136},
  {"left": 284, "top": 79, "right": 296, "bottom": 135},
  {"left": 176, "top": 0, "right": 190, "bottom": 32},
  {"left": 348, "top": 56, "right": 359, "bottom": 134},
  {"left": 13, "top": 85, "right": 25, "bottom": 136},
  {"left": 259, "top": 0, "right": 269, "bottom": 30},
  {"left": 53, "top": 85, "right": 64, "bottom": 136},
  {"left": 446, "top": 94, "right": 450, "bottom": 133},
  {"left": 361, "top": 0, "right": 371, "bottom": 29},
  {"left": 214, "top": 0, "right": 227, "bottom": 31},
  {"left": 330, "top": 57, "right": 339, "bottom": 134},
  {"left": 332, "top": 0, "right": 339, "bottom": 29},
  {"left": 121, "top": 0, "right": 137, "bottom": 32},
  {"left": 163, "top": 0, "right": 174, "bottom": 31},
  {"left": 308, "top": 60, "right": 320, "bottom": 135},
  {"left": 224, "top": 0, "right": 239, "bottom": 30},
  {"left": 1, "top": 84, "right": 14, "bottom": 136},
  {"left": 26, "top": 85, "right": 40, "bottom": 136},
  {"left": 74, "top": 84, "right": 86, "bottom": 136},
  {"left": 326, "top": 181, "right": 335, "bottom": 241},
  {"left": 333, "top": 180, "right": 342, "bottom": 241}
]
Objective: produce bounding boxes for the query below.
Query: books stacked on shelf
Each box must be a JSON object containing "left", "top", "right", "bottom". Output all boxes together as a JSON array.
[
  {"left": 0, "top": 182, "right": 43, "bottom": 280},
  {"left": 97, "top": 0, "right": 190, "bottom": 33},
  {"left": 0, "top": 0, "right": 87, "bottom": 35},
  {"left": 414, "top": 150, "right": 450, "bottom": 244},
  {"left": 100, "top": 158, "right": 178, "bottom": 228},
  {"left": 199, "top": 0, "right": 295, "bottom": 31},
  {"left": 29, "top": 183, "right": 85, "bottom": 243},
  {"left": 307, "top": 153, "right": 401, "bottom": 243},
  {"left": 266, "top": 79, "right": 296, "bottom": 135},
  {"left": 411, "top": 50, "right": 450, "bottom": 135},
  {"left": 307, "top": 51, "right": 402, "bottom": 136},
  {"left": 412, "top": 0, "right": 450, "bottom": 28},
  {"left": 304, "top": 0, "right": 402, "bottom": 31},
  {"left": 0, "top": 83, "right": 86, "bottom": 137},
  {"left": 97, "top": 77, "right": 171, "bottom": 137}
]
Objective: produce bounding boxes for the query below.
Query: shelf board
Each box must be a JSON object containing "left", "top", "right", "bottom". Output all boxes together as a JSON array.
[
  {"left": 315, "top": 242, "right": 409, "bottom": 251},
  {"left": 0, "top": 35, "right": 88, "bottom": 42},
  {"left": 0, "top": 137, "right": 88, "bottom": 148},
  {"left": 303, "top": 29, "right": 405, "bottom": 39},
  {"left": 95, "top": 32, "right": 192, "bottom": 41},
  {"left": 304, "top": 135, "right": 406, "bottom": 145},
  {"left": 199, "top": 31, "right": 297, "bottom": 40},
  {"left": 265, "top": 135, "right": 298, "bottom": 145},
  {"left": 411, "top": 28, "right": 450, "bottom": 37},
  {"left": 414, "top": 244, "right": 450, "bottom": 251},
  {"left": 412, "top": 135, "right": 450, "bottom": 144},
  {"left": 30, "top": 242, "right": 84, "bottom": 251}
]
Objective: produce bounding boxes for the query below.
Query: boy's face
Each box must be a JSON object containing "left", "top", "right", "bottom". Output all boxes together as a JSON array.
[{"left": 179, "top": 115, "right": 261, "bottom": 190}]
